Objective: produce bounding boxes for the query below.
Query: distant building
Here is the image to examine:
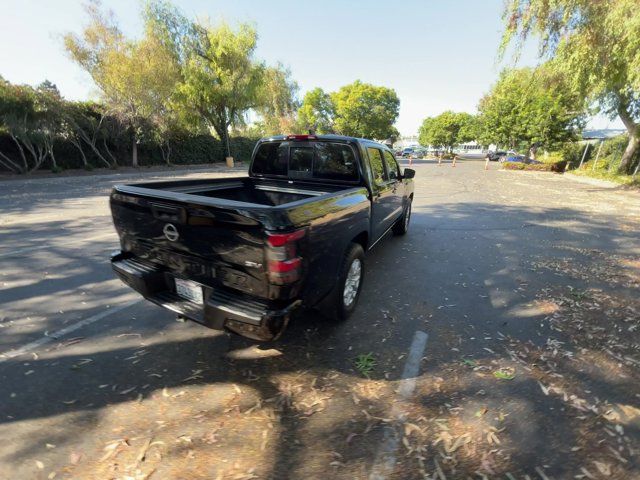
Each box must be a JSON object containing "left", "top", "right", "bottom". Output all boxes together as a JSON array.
[
  {"left": 581, "top": 129, "right": 626, "bottom": 141},
  {"left": 453, "top": 141, "right": 484, "bottom": 154},
  {"left": 393, "top": 136, "right": 420, "bottom": 149}
]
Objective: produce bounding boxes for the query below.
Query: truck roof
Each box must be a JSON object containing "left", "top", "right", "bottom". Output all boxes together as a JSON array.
[{"left": 258, "top": 134, "right": 391, "bottom": 149}]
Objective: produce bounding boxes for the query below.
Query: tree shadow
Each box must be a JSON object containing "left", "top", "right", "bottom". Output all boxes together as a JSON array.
[{"left": 1, "top": 200, "right": 639, "bottom": 478}]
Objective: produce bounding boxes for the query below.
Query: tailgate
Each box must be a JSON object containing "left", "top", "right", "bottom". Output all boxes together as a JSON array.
[{"left": 110, "top": 189, "right": 269, "bottom": 298}]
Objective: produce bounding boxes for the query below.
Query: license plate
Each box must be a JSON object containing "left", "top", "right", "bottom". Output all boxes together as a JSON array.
[{"left": 174, "top": 278, "right": 204, "bottom": 304}]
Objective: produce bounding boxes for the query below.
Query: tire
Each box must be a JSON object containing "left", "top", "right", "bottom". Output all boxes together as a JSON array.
[
  {"left": 392, "top": 198, "right": 412, "bottom": 235},
  {"left": 321, "top": 243, "right": 365, "bottom": 322}
]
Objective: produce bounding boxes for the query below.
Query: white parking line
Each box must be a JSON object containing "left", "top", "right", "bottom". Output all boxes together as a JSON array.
[
  {"left": 0, "top": 299, "right": 142, "bottom": 363},
  {"left": 0, "top": 232, "right": 116, "bottom": 259},
  {"left": 369, "top": 330, "right": 428, "bottom": 480}
]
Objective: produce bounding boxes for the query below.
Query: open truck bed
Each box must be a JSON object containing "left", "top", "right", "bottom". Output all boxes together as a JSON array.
[{"left": 118, "top": 177, "right": 349, "bottom": 207}]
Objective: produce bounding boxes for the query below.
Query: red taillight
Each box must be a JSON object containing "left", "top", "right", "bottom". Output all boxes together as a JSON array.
[
  {"left": 268, "top": 258, "right": 301, "bottom": 273},
  {"left": 286, "top": 134, "right": 317, "bottom": 141},
  {"left": 266, "top": 229, "right": 305, "bottom": 284},
  {"left": 267, "top": 229, "right": 306, "bottom": 247}
]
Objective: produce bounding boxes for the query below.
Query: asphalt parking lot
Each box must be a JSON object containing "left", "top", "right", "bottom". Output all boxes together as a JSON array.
[{"left": 1, "top": 159, "right": 640, "bottom": 479}]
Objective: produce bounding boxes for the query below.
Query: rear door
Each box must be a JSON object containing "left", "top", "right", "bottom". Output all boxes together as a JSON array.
[
  {"left": 382, "top": 149, "right": 404, "bottom": 221},
  {"left": 366, "top": 146, "right": 396, "bottom": 241}
]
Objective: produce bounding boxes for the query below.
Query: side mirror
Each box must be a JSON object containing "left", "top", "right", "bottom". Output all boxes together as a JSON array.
[{"left": 403, "top": 168, "right": 415, "bottom": 179}]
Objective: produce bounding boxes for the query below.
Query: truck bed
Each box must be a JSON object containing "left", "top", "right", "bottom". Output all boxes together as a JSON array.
[{"left": 122, "top": 177, "right": 349, "bottom": 207}]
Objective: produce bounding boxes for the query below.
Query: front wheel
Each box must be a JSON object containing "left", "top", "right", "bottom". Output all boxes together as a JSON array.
[{"left": 393, "top": 198, "right": 412, "bottom": 235}]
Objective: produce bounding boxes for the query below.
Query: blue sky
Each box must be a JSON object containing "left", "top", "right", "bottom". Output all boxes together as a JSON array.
[{"left": 0, "top": 0, "right": 620, "bottom": 134}]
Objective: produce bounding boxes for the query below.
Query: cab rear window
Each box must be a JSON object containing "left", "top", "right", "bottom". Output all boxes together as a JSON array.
[{"left": 251, "top": 141, "right": 359, "bottom": 182}]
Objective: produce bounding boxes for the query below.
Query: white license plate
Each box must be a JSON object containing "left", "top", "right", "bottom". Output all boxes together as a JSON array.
[{"left": 175, "top": 278, "right": 204, "bottom": 304}]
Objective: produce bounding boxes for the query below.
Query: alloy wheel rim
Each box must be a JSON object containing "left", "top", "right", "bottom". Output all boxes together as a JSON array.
[{"left": 343, "top": 258, "right": 362, "bottom": 307}]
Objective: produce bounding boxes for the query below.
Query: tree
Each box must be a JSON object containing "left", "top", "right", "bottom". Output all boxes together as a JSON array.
[
  {"left": 331, "top": 81, "right": 400, "bottom": 139},
  {"left": 0, "top": 80, "right": 61, "bottom": 173},
  {"left": 501, "top": 0, "right": 640, "bottom": 173},
  {"left": 146, "top": 0, "right": 265, "bottom": 159},
  {"left": 34, "top": 83, "right": 65, "bottom": 169},
  {"left": 64, "top": 1, "right": 180, "bottom": 167},
  {"left": 255, "top": 64, "right": 299, "bottom": 136},
  {"left": 457, "top": 113, "right": 481, "bottom": 144},
  {"left": 477, "top": 66, "right": 585, "bottom": 151},
  {"left": 297, "top": 87, "right": 335, "bottom": 134},
  {"left": 62, "top": 101, "right": 114, "bottom": 168},
  {"left": 418, "top": 111, "right": 477, "bottom": 151}
]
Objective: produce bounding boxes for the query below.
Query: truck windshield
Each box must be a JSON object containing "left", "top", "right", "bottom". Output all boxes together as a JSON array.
[{"left": 252, "top": 141, "right": 358, "bottom": 182}]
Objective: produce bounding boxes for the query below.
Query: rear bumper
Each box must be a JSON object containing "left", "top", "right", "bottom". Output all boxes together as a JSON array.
[{"left": 111, "top": 252, "right": 300, "bottom": 341}]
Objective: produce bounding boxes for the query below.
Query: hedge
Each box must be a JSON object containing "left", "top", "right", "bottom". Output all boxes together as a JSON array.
[
  {"left": 0, "top": 133, "right": 260, "bottom": 172},
  {"left": 503, "top": 160, "right": 567, "bottom": 172}
]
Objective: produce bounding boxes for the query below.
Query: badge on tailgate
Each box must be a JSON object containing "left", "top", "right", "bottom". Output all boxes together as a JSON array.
[{"left": 174, "top": 278, "right": 204, "bottom": 304}]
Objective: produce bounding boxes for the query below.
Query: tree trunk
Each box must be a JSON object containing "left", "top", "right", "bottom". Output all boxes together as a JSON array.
[
  {"left": 103, "top": 138, "right": 118, "bottom": 167},
  {"left": 618, "top": 132, "right": 639, "bottom": 175},
  {"left": 76, "top": 128, "right": 109, "bottom": 167},
  {"left": 49, "top": 147, "right": 57, "bottom": 169},
  {"left": 132, "top": 136, "right": 138, "bottom": 168},
  {"left": 159, "top": 141, "right": 172, "bottom": 166},
  {"left": 0, "top": 149, "right": 22, "bottom": 173},
  {"left": 224, "top": 126, "right": 231, "bottom": 159},
  {"left": 71, "top": 139, "right": 88, "bottom": 166},
  {"left": 9, "top": 134, "right": 28, "bottom": 173},
  {"left": 616, "top": 96, "right": 640, "bottom": 174}
]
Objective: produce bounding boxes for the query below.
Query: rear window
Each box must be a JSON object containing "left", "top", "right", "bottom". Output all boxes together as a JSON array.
[
  {"left": 251, "top": 142, "right": 288, "bottom": 176},
  {"left": 251, "top": 141, "right": 359, "bottom": 182}
]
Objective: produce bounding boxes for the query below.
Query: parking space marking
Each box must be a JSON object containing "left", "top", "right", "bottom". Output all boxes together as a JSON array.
[
  {"left": 0, "top": 298, "right": 142, "bottom": 363},
  {"left": 369, "top": 330, "right": 428, "bottom": 480}
]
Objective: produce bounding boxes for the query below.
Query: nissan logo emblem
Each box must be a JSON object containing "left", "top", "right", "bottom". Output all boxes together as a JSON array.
[{"left": 163, "top": 223, "right": 179, "bottom": 242}]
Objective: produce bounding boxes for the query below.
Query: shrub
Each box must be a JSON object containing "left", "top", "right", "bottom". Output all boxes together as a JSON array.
[
  {"left": 0, "top": 133, "right": 260, "bottom": 172},
  {"left": 560, "top": 142, "right": 592, "bottom": 169},
  {"left": 540, "top": 151, "right": 563, "bottom": 164},
  {"left": 503, "top": 161, "right": 566, "bottom": 172}
]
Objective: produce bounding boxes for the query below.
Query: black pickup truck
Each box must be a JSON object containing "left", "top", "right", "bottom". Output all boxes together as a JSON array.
[{"left": 110, "top": 134, "right": 414, "bottom": 341}]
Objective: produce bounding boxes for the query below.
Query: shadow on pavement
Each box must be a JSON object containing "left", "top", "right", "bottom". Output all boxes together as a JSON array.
[{"left": 1, "top": 201, "right": 639, "bottom": 478}]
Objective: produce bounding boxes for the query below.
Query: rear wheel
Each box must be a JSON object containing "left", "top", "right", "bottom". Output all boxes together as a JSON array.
[
  {"left": 321, "top": 243, "right": 365, "bottom": 321},
  {"left": 393, "top": 198, "right": 412, "bottom": 235}
]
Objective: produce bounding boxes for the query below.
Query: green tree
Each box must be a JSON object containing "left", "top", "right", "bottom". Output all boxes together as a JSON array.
[
  {"left": 331, "top": 81, "right": 399, "bottom": 139},
  {"left": 255, "top": 64, "right": 299, "bottom": 136},
  {"left": 176, "top": 22, "right": 263, "bottom": 158},
  {"left": 501, "top": 0, "right": 640, "bottom": 173},
  {"left": 418, "top": 111, "right": 477, "bottom": 151},
  {"left": 477, "top": 66, "right": 585, "bottom": 151},
  {"left": 64, "top": 1, "right": 180, "bottom": 167},
  {"left": 297, "top": 87, "right": 335, "bottom": 134},
  {"left": 62, "top": 101, "right": 115, "bottom": 168},
  {"left": 147, "top": 0, "right": 265, "bottom": 159},
  {"left": 0, "top": 79, "right": 63, "bottom": 173},
  {"left": 457, "top": 113, "right": 481, "bottom": 144}
]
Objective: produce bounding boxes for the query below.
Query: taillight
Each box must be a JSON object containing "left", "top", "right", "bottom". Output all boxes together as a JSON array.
[{"left": 266, "top": 229, "right": 305, "bottom": 284}]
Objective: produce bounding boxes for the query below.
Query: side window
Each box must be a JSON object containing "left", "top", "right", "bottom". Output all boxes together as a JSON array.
[
  {"left": 367, "top": 147, "right": 387, "bottom": 185},
  {"left": 383, "top": 151, "right": 399, "bottom": 180},
  {"left": 314, "top": 143, "right": 358, "bottom": 181}
]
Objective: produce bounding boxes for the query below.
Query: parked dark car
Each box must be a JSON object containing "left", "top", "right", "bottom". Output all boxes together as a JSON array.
[
  {"left": 487, "top": 150, "right": 507, "bottom": 161},
  {"left": 109, "top": 134, "right": 415, "bottom": 341},
  {"left": 401, "top": 147, "right": 415, "bottom": 157},
  {"left": 503, "top": 153, "right": 542, "bottom": 164}
]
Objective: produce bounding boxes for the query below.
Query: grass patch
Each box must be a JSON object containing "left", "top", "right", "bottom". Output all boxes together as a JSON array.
[
  {"left": 354, "top": 353, "right": 376, "bottom": 378},
  {"left": 570, "top": 167, "right": 640, "bottom": 188}
]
